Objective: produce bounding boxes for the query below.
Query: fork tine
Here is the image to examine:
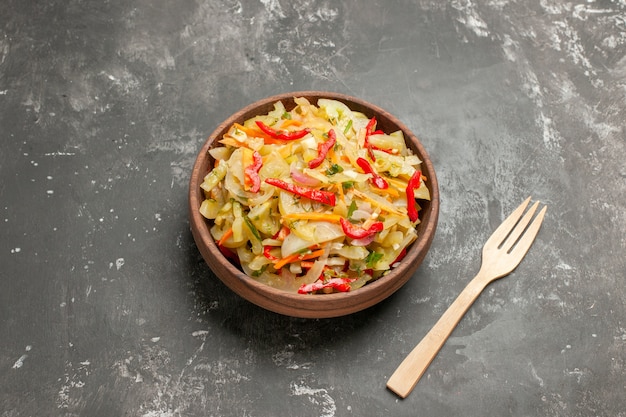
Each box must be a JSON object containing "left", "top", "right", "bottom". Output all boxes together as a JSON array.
[
  {"left": 509, "top": 205, "right": 547, "bottom": 260},
  {"left": 484, "top": 197, "right": 531, "bottom": 249},
  {"left": 500, "top": 201, "right": 540, "bottom": 253}
]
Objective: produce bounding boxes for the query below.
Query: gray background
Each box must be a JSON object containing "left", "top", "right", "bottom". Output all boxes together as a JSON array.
[{"left": 1, "top": 0, "right": 624, "bottom": 416}]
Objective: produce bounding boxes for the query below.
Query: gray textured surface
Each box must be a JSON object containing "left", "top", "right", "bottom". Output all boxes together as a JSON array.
[{"left": 1, "top": 1, "right": 625, "bottom": 416}]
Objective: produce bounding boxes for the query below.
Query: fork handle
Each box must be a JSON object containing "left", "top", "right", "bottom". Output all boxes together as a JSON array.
[{"left": 386, "top": 274, "right": 489, "bottom": 398}]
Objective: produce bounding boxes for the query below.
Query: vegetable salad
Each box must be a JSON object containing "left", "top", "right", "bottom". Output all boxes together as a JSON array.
[{"left": 199, "top": 97, "right": 430, "bottom": 294}]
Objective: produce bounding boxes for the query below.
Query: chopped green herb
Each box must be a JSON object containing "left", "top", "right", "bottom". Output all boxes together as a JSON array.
[
  {"left": 347, "top": 200, "right": 357, "bottom": 218},
  {"left": 365, "top": 251, "right": 383, "bottom": 268},
  {"left": 243, "top": 215, "right": 261, "bottom": 241},
  {"left": 252, "top": 264, "right": 268, "bottom": 277},
  {"left": 325, "top": 163, "right": 344, "bottom": 176},
  {"left": 343, "top": 119, "right": 352, "bottom": 134}
]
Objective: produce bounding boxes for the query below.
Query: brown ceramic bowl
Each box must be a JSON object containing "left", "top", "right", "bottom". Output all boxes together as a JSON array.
[{"left": 189, "top": 91, "right": 439, "bottom": 318}]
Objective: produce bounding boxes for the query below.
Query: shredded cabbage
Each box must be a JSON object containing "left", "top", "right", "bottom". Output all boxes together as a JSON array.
[{"left": 200, "top": 98, "right": 430, "bottom": 294}]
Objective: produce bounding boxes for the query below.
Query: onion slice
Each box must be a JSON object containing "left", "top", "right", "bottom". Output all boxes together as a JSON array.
[{"left": 290, "top": 163, "right": 321, "bottom": 187}]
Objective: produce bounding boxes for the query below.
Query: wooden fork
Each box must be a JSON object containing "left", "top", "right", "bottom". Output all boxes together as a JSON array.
[{"left": 387, "top": 197, "right": 547, "bottom": 398}]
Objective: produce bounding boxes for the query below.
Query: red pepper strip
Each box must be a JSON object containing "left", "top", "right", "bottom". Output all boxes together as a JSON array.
[
  {"left": 263, "top": 245, "right": 278, "bottom": 260},
  {"left": 356, "top": 157, "right": 388, "bottom": 189},
  {"left": 265, "top": 178, "right": 336, "bottom": 206},
  {"left": 364, "top": 117, "right": 377, "bottom": 161},
  {"left": 340, "top": 217, "right": 384, "bottom": 239},
  {"left": 371, "top": 145, "right": 397, "bottom": 155},
  {"left": 273, "top": 225, "right": 290, "bottom": 240},
  {"left": 366, "top": 145, "right": 376, "bottom": 161},
  {"left": 244, "top": 151, "right": 263, "bottom": 193},
  {"left": 367, "top": 129, "right": 398, "bottom": 155},
  {"left": 308, "top": 129, "right": 336, "bottom": 169},
  {"left": 364, "top": 125, "right": 397, "bottom": 156},
  {"left": 218, "top": 245, "right": 240, "bottom": 266},
  {"left": 255, "top": 120, "right": 310, "bottom": 141},
  {"left": 406, "top": 170, "right": 422, "bottom": 222},
  {"left": 391, "top": 248, "right": 407, "bottom": 265},
  {"left": 298, "top": 277, "right": 355, "bottom": 294}
]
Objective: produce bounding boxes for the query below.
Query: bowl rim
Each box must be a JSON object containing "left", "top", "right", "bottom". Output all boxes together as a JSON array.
[{"left": 189, "top": 91, "right": 439, "bottom": 318}]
